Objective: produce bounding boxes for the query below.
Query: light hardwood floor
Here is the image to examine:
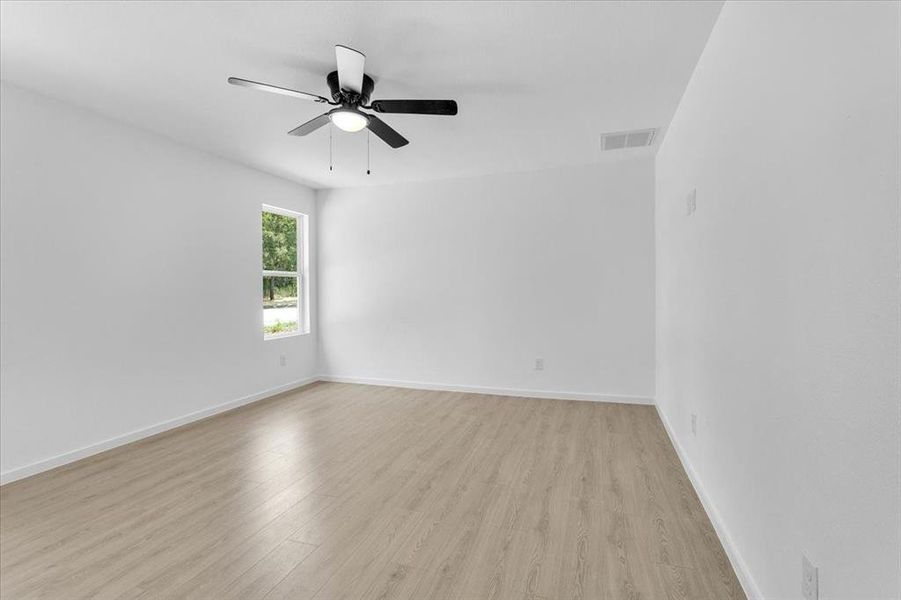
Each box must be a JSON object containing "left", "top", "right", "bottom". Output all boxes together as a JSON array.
[{"left": 0, "top": 382, "right": 745, "bottom": 600}]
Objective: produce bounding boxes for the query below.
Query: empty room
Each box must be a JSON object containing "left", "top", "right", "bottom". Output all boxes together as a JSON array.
[{"left": 0, "top": 1, "right": 898, "bottom": 599}]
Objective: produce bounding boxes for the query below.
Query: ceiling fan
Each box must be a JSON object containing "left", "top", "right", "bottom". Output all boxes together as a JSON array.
[{"left": 228, "top": 45, "right": 458, "bottom": 149}]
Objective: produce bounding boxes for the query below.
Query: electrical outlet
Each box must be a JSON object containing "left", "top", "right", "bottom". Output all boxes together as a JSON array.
[
  {"left": 691, "top": 413, "right": 698, "bottom": 436},
  {"left": 279, "top": 354, "right": 287, "bottom": 367},
  {"left": 534, "top": 358, "right": 544, "bottom": 371},
  {"left": 802, "top": 554, "right": 818, "bottom": 600},
  {"left": 686, "top": 188, "right": 697, "bottom": 216}
]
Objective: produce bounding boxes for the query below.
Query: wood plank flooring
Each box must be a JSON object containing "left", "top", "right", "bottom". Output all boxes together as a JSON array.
[{"left": 0, "top": 382, "right": 745, "bottom": 599}]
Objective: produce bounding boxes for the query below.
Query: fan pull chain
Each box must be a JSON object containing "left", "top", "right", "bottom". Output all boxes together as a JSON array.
[
  {"left": 329, "top": 123, "right": 333, "bottom": 172},
  {"left": 367, "top": 129, "right": 371, "bottom": 175}
]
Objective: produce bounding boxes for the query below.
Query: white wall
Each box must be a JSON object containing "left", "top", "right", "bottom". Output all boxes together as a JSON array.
[
  {"left": 317, "top": 160, "right": 655, "bottom": 400},
  {"left": 655, "top": 2, "right": 900, "bottom": 599},
  {"left": 0, "top": 82, "right": 318, "bottom": 482}
]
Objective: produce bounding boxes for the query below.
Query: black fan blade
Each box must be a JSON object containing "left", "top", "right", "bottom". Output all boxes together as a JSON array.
[
  {"left": 370, "top": 99, "right": 458, "bottom": 116},
  {"left": 366, "top": 115, "right": 409, "bottom": 148},
  {"left": 228, "top": 77, "right": 331, "bottom": 104},
  {"left": 288, "top": 113, "right": 331, "bottom": 136}
]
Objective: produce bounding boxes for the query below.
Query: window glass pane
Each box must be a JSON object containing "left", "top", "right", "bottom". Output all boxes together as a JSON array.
[
  {"left": 262, "top": 212, "right": 298, "bottom": 271},
  {"left": 263, "top": 276, "right": 299, "bottom": 336}
]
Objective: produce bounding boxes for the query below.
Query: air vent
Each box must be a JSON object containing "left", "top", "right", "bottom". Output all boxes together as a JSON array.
[{"left": 601, "top": 128, "right": 658, "bottom": 151}]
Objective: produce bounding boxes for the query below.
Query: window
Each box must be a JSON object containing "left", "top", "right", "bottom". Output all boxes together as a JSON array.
[{"left": 262, "top": 206, "right": 308, "bottom": 338}]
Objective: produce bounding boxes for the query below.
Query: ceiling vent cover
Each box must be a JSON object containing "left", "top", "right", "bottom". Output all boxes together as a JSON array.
[{"left": 601, "top": 128, "right": 657, "bottom": 151}]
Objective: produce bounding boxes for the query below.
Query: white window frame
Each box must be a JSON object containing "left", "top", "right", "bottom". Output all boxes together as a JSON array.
[{"left": 262, "top": 205, "right": 309, "bottom": 340}]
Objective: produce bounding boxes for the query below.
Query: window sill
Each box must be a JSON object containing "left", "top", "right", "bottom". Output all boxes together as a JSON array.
[{"left": 264, "top": 330, "right": 310, "bottom": 341}]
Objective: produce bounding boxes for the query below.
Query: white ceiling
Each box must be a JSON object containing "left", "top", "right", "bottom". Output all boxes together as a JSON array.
[{"left": 0, "top": 1, "right": 722, "bottom": 189}]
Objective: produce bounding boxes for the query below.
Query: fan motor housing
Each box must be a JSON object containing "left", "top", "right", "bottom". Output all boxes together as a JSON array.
[{"left": 327, "top": 71, "right": 374, "bottom": 106}]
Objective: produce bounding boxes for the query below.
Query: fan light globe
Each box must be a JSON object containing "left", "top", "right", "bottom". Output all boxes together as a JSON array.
[{"left": 330, "top": 109, "right": 369, "bottom": 133}]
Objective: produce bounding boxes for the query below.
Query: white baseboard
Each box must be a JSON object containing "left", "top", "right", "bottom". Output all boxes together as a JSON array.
[
  {"left": 319, "top": 374, "right": 654, "bottom": 405},
  {"left": 0, "top": 376, "right": 320, "bottom": 486},
  {"left": 1, "top": 374, "right": 651, "bottom": 486},
  {"left": 654, "top": 404, "right": 763, "bottom": 600}
]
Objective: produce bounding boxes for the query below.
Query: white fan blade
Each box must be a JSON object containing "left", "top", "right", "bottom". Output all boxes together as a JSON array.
[
  {"left": 227, "top": 78, "right": 330, "bottom": 103},
  {"left": 335, "top": 45, "right": 365, "bottom": 94}
]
